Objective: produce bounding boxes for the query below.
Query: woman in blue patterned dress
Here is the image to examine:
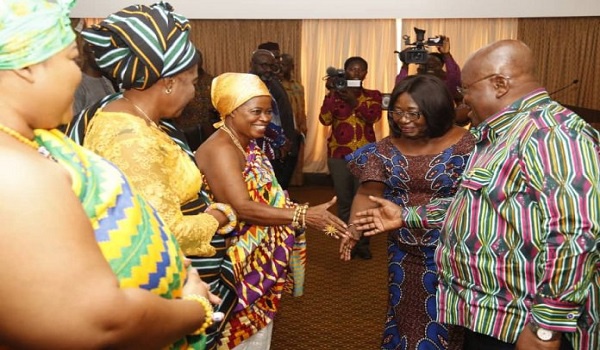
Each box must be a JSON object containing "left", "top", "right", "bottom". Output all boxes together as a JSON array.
[{"left": 343, "top": 75, "right": 475, "bottom": 350}]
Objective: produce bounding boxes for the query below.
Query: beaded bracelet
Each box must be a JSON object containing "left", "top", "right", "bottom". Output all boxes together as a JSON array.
[
  {"left": 300, "top": 204, "right": 308, "bottom": 228},
  {"left": 206, "top": 202, "right": 237, "bottom": 235},
  {"left": 291, "top": 203, "right": 309, "bottom": 229},
  {"left": 183, "top": 294, "right": 214, "bottom": 335}
]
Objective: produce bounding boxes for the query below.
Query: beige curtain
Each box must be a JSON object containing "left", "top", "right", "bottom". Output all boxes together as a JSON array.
[
  {"left": 301, "top": 19, "right": 397, "bottom": 173},
  {"left": 301, "top": 18, "right": 518, "bottom": 174},
  {"left": 187, "top": 20, "right": 302, "bottom": 78},
  {"left": 518, "top": 17, "right": 600, "bottom": 110}
]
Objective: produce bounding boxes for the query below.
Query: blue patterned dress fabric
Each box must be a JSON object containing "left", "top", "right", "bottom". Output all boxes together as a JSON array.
[{"left": 346, "top": 134, "right": 474, "bottom": 350}]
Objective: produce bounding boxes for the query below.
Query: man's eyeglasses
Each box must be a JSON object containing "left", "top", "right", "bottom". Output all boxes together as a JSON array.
[
  {"left": 388, "top": 109, "right": 422, "bottom": 121},
  {"left": 457, "top": 73, "right": 510, "bottom": 96}
]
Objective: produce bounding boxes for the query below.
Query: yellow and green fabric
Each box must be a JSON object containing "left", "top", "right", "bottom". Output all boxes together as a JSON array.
[{"left": 35, "top": 129, "right": 206, "bottom": 350}]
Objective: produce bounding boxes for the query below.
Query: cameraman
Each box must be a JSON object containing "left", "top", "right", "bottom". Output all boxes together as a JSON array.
[
  {"left": 395, "top": 35, "right": 462, "bottom": 97},
  {"left": 319, "top": 56, "right": 382, "bottom": 259}
]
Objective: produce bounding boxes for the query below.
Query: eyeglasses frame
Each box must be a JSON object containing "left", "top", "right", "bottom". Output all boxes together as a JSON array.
[
  {"left": 457, "top": 73, "right": 510, "bottom": 96},
  {"left": 388, "top": 109, "right": 422, "bottom": 121}
]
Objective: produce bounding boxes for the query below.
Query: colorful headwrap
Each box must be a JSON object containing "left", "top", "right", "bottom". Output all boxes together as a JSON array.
[
  {"left": 211, "top": 73, "right": 271, "bottom": 124},
  {"left": 0, "top": 0, "right": 76, "bottom": 70},
  {"left": 82, "top": 2, "right": 198, "bottom": 90}
]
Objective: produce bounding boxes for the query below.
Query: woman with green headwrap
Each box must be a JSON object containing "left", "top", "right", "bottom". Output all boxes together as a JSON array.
[
  {"left": 0, "top": 0, "right": 219, "bottom": 349},
  {"left": 195, "top": 73, "right": 351, "bottom": 350}
]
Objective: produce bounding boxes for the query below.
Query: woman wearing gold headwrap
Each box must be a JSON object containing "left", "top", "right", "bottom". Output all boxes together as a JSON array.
[
  {"left": 195, "top": 73, "right": 350, "bottom": 350},
  {"left": 0, "top": 0, "right": 217, "bottom": 348},
  {"left": 79, "top": 2, "right": 230, "bottom": 258}
]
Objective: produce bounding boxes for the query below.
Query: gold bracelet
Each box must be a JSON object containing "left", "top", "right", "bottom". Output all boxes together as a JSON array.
[
  {"left": 183, "top": 294, "right": 214, "bottom": 335},
  {"left": 301, "top": 204, "right": 308, "bottom": 228},
  {"left": 291, "top": 205, "right": 301, "bottom": 228}
]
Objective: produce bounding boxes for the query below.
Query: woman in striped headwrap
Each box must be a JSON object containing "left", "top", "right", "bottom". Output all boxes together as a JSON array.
[
  {"left": 0, "top": 0, "right": 218, "bottom": 348},
  {"left": 71, "top": 4, "right": 241, "bottom": 349},
  {"left": 80, "top": 3, "right": 231, "bottom": 260}
]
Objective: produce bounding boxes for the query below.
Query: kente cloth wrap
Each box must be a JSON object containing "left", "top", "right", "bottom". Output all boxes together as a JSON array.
[
  {"left": 0, "top": 0, "right": 75, "bottom": 69},
  {"left": 63, "top": 92, "right": 238, "bottom": 350},
  {"left": 82, "top": 1, "right": 198, "bottom": 90},
  {"left": 199, "top": 142, "right": 305, "bottom": 350},
  {"left": 346, "top": 134, "right": 475, "bottom": 350},
  {"left": 33, "top": 129, "right": 206, "bottom": 350},
  {"left": 211, "top": 72, "right": 271, "bottom": 127}
]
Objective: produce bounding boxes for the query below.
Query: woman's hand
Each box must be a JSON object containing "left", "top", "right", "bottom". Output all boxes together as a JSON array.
[
  {"left": 353, "top": 196, "right": 404, "bottom": 236},
  {"left": 182, "top": 266, "right": 222, "bottom": 306},
  {"left": 339, "top": 236, "right": 357, "bottom": 261},
  {"left": 205, "top": 208, "right": 229, "bottom": 228},
  {"left": 438, "top": 35, "right": 451, "bottom": 55},
  {"left": 304, "top": 196, "right": 351, "bottom": 239}
]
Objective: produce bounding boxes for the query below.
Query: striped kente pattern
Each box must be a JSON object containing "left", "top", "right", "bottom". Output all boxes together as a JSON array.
[
  {"left": 212, "top": 142, "right": 301, "bottom": 350},
  {"left": 435, "top": 90, "right": 600, "bottom": 349},
  {"left": 35, "top": 129, "right": 204, "bottom": 349}
]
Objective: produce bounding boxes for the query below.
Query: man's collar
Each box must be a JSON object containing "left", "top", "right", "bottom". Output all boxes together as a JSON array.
[{"left": 479, "top": 88, "right": 551, "bottom": 139}]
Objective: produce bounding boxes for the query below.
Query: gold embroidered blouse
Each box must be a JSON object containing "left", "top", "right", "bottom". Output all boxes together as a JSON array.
[{"left": 84, "top": 110, "right": 218, "bottom": 257}]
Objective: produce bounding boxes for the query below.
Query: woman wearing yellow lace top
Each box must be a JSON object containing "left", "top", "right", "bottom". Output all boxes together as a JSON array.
[{"left": 80, "top": 3, "right": 229, "bottom": 257}]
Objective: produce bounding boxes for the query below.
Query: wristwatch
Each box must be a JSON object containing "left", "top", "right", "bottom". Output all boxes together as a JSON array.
[{"left": 528, "top": 320, "right": 561, "bottom": 341}]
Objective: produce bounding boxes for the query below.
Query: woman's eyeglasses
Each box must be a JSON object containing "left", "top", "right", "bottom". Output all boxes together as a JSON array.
[{"left": 388, "top": 109, "right": 422, "bottom": 121}]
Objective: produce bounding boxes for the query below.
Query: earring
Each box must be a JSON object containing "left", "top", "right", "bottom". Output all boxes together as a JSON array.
[{"left": 165, "top": 87, "right": 172, "bottom": 94}]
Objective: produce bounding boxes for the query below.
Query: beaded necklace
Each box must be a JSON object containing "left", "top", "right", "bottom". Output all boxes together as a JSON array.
[
  {"left": 0, "top": 122, "right": 55, "bottom": 161},
  {"left": 220, "top": 124, "right": 247, "bottom": 155}
]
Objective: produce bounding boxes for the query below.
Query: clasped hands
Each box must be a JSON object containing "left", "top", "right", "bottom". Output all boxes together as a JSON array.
[{"left": 339, "top": 196, "right": 405, "bottom": 261}]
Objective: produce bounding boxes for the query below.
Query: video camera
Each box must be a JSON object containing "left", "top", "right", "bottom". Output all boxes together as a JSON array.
[
  {"left": 394, "top": 27, "right": 445, "bottom": 65},
  {"left": 324, "top": 66, "right": 362, "bottom": 90},
  {"left": 325, "top": 67, "right": 347, "bottom": 90}
]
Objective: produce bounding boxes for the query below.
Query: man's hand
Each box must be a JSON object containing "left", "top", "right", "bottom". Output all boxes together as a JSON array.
[
  {"left": 515, "top": 324, "right": 562, "bottom": 350},
  {"left": 353, "top": 196, "right": 404, "bottom": 235}
]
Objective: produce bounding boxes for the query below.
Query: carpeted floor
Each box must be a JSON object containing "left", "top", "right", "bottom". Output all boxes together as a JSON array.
[{"left": 271, "top": 185, "right": 388, "bottom": 350}]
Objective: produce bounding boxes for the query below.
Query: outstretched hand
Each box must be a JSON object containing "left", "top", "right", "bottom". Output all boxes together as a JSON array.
[
  {"left": 353, "top": 196, "right": 404, "bottom": 236},
  {"left": 305, "top": 196, "right": 351, "bottom": 240}
]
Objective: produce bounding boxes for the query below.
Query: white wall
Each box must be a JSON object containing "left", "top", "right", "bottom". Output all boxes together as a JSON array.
[{"left": 71, "top": 0, "right": 600, "bottom": 19}]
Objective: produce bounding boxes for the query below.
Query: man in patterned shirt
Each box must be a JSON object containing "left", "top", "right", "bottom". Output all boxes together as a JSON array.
[{"left": 353, "top": 39, "right": 599, "bottom": 349}]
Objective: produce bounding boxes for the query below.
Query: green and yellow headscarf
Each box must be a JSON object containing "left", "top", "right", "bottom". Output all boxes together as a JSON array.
[{"left": 0, "top": 0, "right": 76, "bottom": 70}]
